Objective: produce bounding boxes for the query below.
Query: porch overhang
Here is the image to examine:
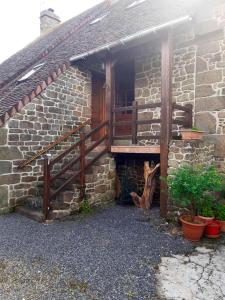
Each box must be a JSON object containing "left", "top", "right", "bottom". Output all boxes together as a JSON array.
[{"left": 70, "top": 15, "right": 192, "bottom": 62}]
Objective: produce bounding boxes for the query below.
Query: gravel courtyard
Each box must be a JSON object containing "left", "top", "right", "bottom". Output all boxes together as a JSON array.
[{"left": 0, "top": 205, "right": 193, "bottom": 300}]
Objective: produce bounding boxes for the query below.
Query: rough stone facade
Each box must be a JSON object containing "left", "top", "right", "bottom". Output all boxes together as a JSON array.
[
  {"left": 168, "top": 140, "right": 215, "bottom": 174},
  {"left": 0, "top": 66, "right": 116, "bottom": 213},
  {"left": 134, "top": 1, "right": 225, "bottom": 171},
  {"left": 167, "top": 139, "right": 215, "bottom": 219}
]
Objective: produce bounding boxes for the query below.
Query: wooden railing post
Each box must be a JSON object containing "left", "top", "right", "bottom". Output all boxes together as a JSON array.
[
  {"left": 185, "top": 104, "right": 193, "bottom": 128},
  {"left": 105, "top": 54, "right": 115, "bottom": 148},
  {"left": 79, "top": 132, "right": 86, "bottom": 201},
  {"left": 160, "top": 30, "right": 173, "bottom": 218},
  {"left": 43, "top": 156, "right": 50, "bottom": 220},
  {"left": 132, "top": 101, "right": 138, "bottom": 144}
]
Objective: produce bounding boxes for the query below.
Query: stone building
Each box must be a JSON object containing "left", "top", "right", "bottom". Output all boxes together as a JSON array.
[{"left": 0, "top": 0, "right": 224, "bottom": 220}]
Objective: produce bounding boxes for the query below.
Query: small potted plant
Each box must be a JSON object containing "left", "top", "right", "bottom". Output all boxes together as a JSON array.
[
  {"left": 180, "top": 126, "right": 204, "bottom": 140},
  {"left": 215, "top": 204, "right": 225, "bottom": 233},
  {"left": 168, "top": 165, "right": 206, "bottom": 241},
  {"left": 197, "top": 195, "right": 215, "bottom": 225},
  {"left": 168, "top": 165, "right": 224, "bottom": 241}
]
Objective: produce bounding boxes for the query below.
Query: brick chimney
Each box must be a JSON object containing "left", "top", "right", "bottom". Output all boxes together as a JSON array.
[{"left": 40, "top": 8, "right": 60, "bottom": 34}]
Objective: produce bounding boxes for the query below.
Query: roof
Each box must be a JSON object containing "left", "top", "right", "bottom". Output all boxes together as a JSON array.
[{"left": 0, "top": 0, "right": 205, "bottom": 126}]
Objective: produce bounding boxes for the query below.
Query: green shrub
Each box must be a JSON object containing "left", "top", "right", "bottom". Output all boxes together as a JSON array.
[
  {"left": 167, "top": 165, "right": 224, "bottom": 220},
  {"left": 215, "top": 204, "right": 225, "bottom": 221}
]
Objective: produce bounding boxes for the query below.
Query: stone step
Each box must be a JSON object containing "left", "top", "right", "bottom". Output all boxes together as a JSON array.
[{"left": 15, "top": 206, "right": 45, "bottom": 223}]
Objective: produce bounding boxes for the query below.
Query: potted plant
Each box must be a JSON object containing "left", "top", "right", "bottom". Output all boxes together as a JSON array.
[
  {"left": 197, "top": 195, "right": 215, "bottom": 225},
  {"left": 215, "top": 204, "right": 225, "bottom": 233},
  {"left": 180, "top": 126, "right": 204, "bottom": 140},
  {"left": 168, "top": 165, "right": 224, "bottom": 241},
  {"left": 205, "top": 220, "right": 221, "bottom": 238}
]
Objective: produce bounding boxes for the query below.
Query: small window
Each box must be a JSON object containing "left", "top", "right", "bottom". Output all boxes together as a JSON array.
[
  {"left": 126, "top": 0, "right": 147, "bottom": 9},
  {"left": 89, "top": 13, "right": 109, "bottom": 25},
  {"left": 18, "top": 63, "right": 45, "bottom": 82}
]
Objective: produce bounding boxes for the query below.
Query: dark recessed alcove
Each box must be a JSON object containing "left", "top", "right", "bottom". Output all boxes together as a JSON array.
[{"left": 115, "top": 153, "right": 160, "bottom": 206}]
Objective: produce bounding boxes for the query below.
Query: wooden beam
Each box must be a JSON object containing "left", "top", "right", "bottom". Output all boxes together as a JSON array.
[
  {"left": 111, "top": 145, "right": 160, "bottom": 154},
  {"left": 105, "top": 54, "right": 115, "bottom": 148},
  {"left": 160, "top": 31, "right": 173, "bottom": 218}
]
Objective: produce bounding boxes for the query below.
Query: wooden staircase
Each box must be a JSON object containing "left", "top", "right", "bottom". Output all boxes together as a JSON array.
[{"left": 16, "top": 120, "right": 110, "bottom": 221}]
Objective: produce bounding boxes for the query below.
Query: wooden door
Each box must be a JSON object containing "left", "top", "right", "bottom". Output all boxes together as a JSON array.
[{"left": 91, "top": 73, "right": 106, "bottom": 140}]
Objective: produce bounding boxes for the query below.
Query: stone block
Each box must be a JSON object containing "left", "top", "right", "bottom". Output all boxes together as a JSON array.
[
  {"left": 198, "top": 41, "right": 220, "bottom": 55},
  {"left": 0, "top": 186, "right": 8, "bottom": 208},
  {"left": 196, "top": 70, "right": 222, "bottom": 85},
  {"left": 0, "top": 161, "right": 12, "bottom": 175},
  {"left": 195, "top": 85, "right": 215, "bottom": 98},
  {"left": 196, "top": 57, "right": 207, "bottom": 73},
  {"left": 0, "top": 174, "right": 20, "bottom": 185},
  {"left": 185, "top": 64, "right": 194, "bottom": 74},
  {"left": 195, "top": 96, "right": 225, "bottom": 112},
  {"left": 0, "top": 129, "right": 7, "bottom": 145},
  {"left": 208, "top": 135, "right": 225, "bottom": 157},
  {"left": 0, "top": 147, "right": 22, "bottom": 160},
  {"left": 95, "top": 185, "right": 107, "bottom": 193},
  {"left": 195, "top": 112, "right": 216, "bottom": 134}
]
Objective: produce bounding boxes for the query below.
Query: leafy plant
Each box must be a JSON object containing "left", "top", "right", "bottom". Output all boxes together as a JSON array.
[
  {"left": 80, "top": 198, "right": 93, "bottom": 214},
  {"left": 167, "top": 165, "right": 224, "bottom": 221},
  {"left": 215, "top": 204, "right": 225, "bottom": 221},
  {"left": 191, "top": 126, "right": 199, "bottom": 131},
  {"left": 198, "top": 194, "right": 215, "bottom": 217}
]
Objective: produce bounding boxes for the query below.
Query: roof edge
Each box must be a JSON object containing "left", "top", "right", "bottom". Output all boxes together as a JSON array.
[
  {"left": 0, "top": 63, "right": 70, "bottom": 127},
  {"left": 70, "top": 15, "right": 192, "bottom": 62}
]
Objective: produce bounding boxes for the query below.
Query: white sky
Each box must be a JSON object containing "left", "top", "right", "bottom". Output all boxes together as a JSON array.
[{"left": 0, "top": 0, "right": 103, "bottom": 64}]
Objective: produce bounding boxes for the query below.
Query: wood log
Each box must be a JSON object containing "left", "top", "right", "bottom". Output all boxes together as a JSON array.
[{"left": 130, "top": 161, "right": 160, "bottom": 210}]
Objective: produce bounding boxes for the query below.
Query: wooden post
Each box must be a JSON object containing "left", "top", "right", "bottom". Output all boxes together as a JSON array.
[
  {"left": 79, "top": 132, "right": 86, "bottom": 201},
  {"left": 132, "top": 101, "right": 138, "bottom": 144},
  {"left": 105, "top": 54, "right": 115, "bottom": 148},
  {"left": 185, "top": 104, "right": 193, "bottom": 128},
  {"left": 160, "top": 31, "right": 173, "bottom": 218},
  {"left": 43, "top": 157, "right": 50, "bottom": 220}
]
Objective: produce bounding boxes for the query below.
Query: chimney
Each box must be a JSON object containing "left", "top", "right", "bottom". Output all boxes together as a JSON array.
[{"left": 40, "top": 8, "right": 60, "bottom": 34}]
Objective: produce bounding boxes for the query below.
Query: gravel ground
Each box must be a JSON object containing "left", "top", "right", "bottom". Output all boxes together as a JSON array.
[{"left": 0, "top": 204, "right": 193, "bottom": 300}]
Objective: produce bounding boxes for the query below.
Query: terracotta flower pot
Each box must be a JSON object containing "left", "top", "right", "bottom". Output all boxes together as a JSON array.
[
  {"left": 197, "top": 215, "right": 214, "bottom": 225},
  {"left": 218, "top": 220, "right": 225, "bottom": 233},
  {"left": 180, "top": 215, "right": 206, "bottom": 242},
  {"left": 205, "top": 221, "right": 221, "bottom": 238},
  {"left": 180, "top": 130, "right": 204, "bottom": 140}
]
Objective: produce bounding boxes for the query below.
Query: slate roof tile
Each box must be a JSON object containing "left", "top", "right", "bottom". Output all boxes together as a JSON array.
[{"left": 0, "top": 0, "right": 207, "bottom": 125}]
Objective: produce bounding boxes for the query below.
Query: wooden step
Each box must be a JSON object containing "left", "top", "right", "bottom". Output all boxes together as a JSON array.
[
  {"left": 111, "top": 145, "right": 160, "bottom": 154},
  {"left": 15, "top": 206, "right": 45, "bottom": 223}
]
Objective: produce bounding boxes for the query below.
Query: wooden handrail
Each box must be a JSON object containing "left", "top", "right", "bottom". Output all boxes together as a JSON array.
[
  {"left": 18, "top": 119, "right": 90, "bottom": 169},
  {"left": 112, "top": 102, "right": 161, "bottom": 113},
  {"left": 173, "top": 103, "right": 192, "bottom": 112},
  {"left": 43, "top": 120, "right": 109, "bottom": 219},
  {"left": 85, "top": 120, "right": 109, "bottom": 139}
]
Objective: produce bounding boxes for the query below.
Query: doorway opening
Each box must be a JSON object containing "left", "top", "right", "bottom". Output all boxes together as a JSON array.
[
  {"left": 91, "top": 72, "right": 106, "bottom": 141},
  {"left": 115, "top": 59, "right": 135, "bottom": 136},
  {"left": 115, "top": 154, "right": 160, "bottom": 207}
]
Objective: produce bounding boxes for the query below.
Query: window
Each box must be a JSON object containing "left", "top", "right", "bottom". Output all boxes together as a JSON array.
[
  {"left": 18, "top": 63, "right": 45, "bottom": 82},
  {"left": 89, "top": 13, "right": 109, "bottom": 25},
  {"left": 126, "top": 0, "right": 147, "bottom": 9}
]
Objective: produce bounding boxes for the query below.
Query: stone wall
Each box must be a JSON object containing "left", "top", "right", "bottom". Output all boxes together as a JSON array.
[
  {"left": 0, "top": 66, "right": 116, "bottom": 212},
  {"left": 167, "top": 139, "right": 215, "bottom": 219},
  {"left": 135, "top": 46, "right": 161, "bottom": 145},
  {"left": 168, "top": 140, "right": 215, "bottom": 173},
  {"left": 134, "top": 0, "right": 225, "bottom": 170}
]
